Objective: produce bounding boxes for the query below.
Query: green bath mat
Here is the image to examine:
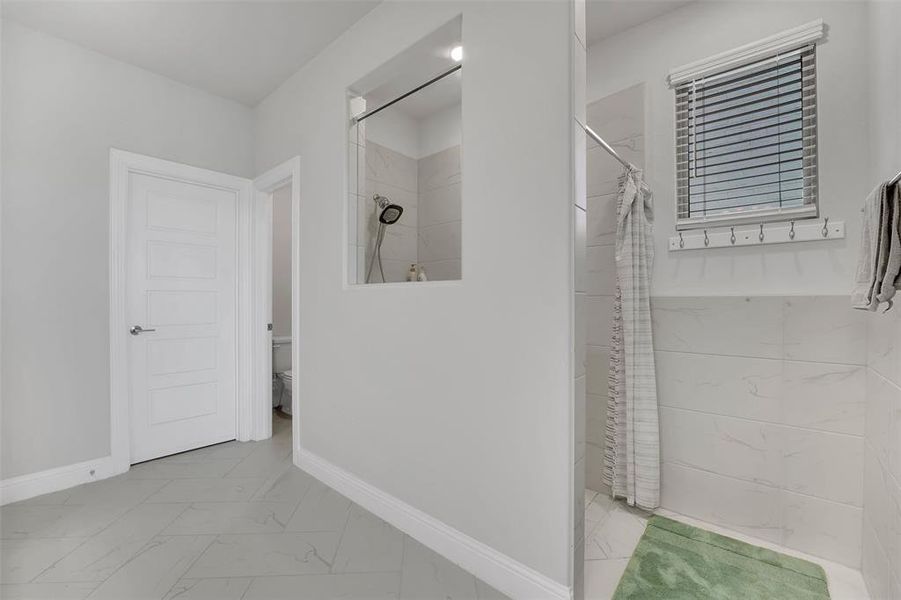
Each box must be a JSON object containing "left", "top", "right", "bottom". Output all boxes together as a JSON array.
[{"left": 612, "top": 516, "right": 830, "bottom": 600}]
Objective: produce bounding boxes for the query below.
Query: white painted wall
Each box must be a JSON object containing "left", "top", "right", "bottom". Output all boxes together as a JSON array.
[
  {"left": 365, "top": 107, "right": 421, "bottom": 159},
  {"left": 255, "top": 1, "right": 573, "bottom": 586},
  {"left": 418, "top": 103, "right": 462, "bottom": 158},
  {"left": 866, "top": 0, "right": 900, "bottom": 188},
  {"left": 587, "top": 1, "right": 872, "bottom": 296},
  {"left": 272, "top": 184, "right": 293, "bottom": 337},
  {"left": 365, "top": 101, "right": 462, "bottom": 160},
  {"left": 1, "top": 20, "right": 254, "bottom": 480}
]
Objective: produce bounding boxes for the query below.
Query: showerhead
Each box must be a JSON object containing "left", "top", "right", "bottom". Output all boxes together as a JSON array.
[
  {"left": 379, "top": 204, "right": 403, "bottom": 224},
  {"left": 373, "top": 194, "right": 403, "bottom": 225}
]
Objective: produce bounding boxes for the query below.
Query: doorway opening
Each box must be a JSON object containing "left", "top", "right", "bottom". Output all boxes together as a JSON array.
[
  {"left": 251, "top": 157, "right": 301, "bottom": 455},
  {"left": 270, "top": 183, "right": 294, "bottom": 434},
  {"left": 109, "top": 151, "right": 300, "bottom": 474}
]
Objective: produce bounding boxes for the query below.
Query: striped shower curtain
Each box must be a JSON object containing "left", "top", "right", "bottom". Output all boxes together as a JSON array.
[{"left": 603, "top": 167, "right": 660, "bottom": 511}]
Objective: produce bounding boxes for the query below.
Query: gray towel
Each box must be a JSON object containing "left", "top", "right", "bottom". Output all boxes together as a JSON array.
[
  {"left": 852, "top": 182, "right": 901, "bottom": 311},
  {"left": 876, "top": 183, "right": 901, "bottom": 306},
  {"left": 851, "top": 183, "right": 886, "bottom": 311}
]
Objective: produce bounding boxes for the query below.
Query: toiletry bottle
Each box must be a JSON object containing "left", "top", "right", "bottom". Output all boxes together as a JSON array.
[
  {"left": 406, "top": 264, "right": 417, "bottom": 282},
  {"left": 416, "top": 265, "right": 428, "bottom": 282}
]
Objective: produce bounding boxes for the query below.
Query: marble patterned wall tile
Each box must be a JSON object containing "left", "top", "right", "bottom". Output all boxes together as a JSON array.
[
  {"left": 784, "top": 296, "right": 868, "bottom": 365},
  {"left": 586, "top": 389, "right": 607, "bottom": 494},
  {"left": 586, "top": 192, "right": 616, "bottom": 247},
  {"left": 377, "top": 224, "right": 418, "bottom": 262},
  {"left": 861, "top": 515, "right": 892, "bottom": 600},
  {"left": 585, "top": 441, "right": 605, "bottom": 493},
  {"left": 650, "top": 294, "right": 872, "bottom": 566},
  {"left": 661, "top": 463, "right": 783, "bottom": 544},
  {"left": 782, "top": 491, "right": 862, "bottom": 567},
  {"left": 418, "top": 259, "right": 460, "bottom": 281},
  {"left": 654, "top": 351, "right": 782, "bottom": 422},
  {"left": 781, "top": 427, "right": 864, "bottom": 506},
  {"left": 863, "top": 445, "right": 898, "bottom": 569},
  {"left": 585, "top": 245, "right": 615, "bottom": 296},
  {"left": 586, "top": 295, "right": 613, "bottom": 348},
  {"left": 366, "top": 142, "right": 418, "bottom": 193},
  {"left": 863, "top": 304, "right": 901, "bottom": 598},
  {"left": 868, "top": 308, "right": 901, "bottom": 386},
  {"left": 586, "top": 85, "right": 644, "bottom": 143},
  {"left": 781, "top": 361, "right": 866, "bottom": 435},
  {"left": 585, "top": 346, "right": 609, "bottom": 397},
  {"left": 587, "top": 143, "right": 642, "bottom": 198},
  {"left": 417, "top": 146, "right": 461, "bottom": 192},
  {"left": 575, "top": 292, "right": 587, "bottom": 378},
  {"left": 418, "top": 221, "right": 461, "bottom": 263},
  {"left": 660, "top": 408, "right": 782, "bottom": 488},
  {"left": 419, "top": 183, "right": 461, "bottom": 228},
  {"left": 866, "top": 369, "right": 896, "bottom": 475},
  {"left": 651, "top": 296, "right": 783, "bottom": 358}
]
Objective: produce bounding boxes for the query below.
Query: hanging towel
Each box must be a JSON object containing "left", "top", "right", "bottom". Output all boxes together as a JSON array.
[
  {"left": 876, "top": 183, "right": 901, "bottom": 307},
  {"left": 851, "top": 183, "right": 887, "bottom": 310},
  {"left": 603, "top": 167, "right": 660, "bottom": 511},
  {"left": 852, "top": 182, "right": 901, "bottom": 311}
]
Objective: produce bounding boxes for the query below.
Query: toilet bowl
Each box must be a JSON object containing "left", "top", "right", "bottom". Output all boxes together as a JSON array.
[
  {"left": 272, "top": 337, "right": 292, "bottom": 411},
  {"left": 278, "top": 370, "right": 293, "bottom": 415}
]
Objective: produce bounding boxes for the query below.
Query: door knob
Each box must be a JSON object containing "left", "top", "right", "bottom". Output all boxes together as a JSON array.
[{"left": 130, "top": 325, "right": 156, "bottom": 336}]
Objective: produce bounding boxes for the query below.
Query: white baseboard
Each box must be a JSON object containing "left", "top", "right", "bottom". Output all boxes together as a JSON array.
[
  {"left": 295, "top": 447, "right": 570, "bottom": 600},
  {"left": 1, "top": 455, "right": 123, "bottom": 506}
]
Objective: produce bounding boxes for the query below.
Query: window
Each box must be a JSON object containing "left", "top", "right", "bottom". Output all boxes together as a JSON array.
[{"left": 670, "top": 23, "right": 822, "bottom": 230}]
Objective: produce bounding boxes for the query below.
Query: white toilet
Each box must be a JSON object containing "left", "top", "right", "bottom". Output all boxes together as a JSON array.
[
  {"left": 272, "top": 337, "right": 293, "bottom": 415},
  {"left": 277, "top": 370, "right": 293, "bottom": 415}
]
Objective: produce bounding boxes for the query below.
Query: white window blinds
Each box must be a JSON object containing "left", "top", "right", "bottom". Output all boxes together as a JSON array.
[{"left": 674, "top": 45, "right": 818, "bottom": 229}]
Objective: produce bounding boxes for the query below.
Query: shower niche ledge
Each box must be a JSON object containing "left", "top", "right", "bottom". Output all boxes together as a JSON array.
[{"left": 346, "top": 16, "right": 463, "bottom": 286}]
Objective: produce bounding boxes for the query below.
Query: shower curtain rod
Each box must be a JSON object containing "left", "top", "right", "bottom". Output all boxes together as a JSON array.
[
  {"left": 353, "top": 64, "right": 462, "bottom": 123},
  {"left": 583, "top": 123, "right": 633, "bottom": 170}
]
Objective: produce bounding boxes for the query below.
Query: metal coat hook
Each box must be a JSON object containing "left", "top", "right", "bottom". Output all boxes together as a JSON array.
[
  {"left": 789, "top": 221, "right": 796, "bottom": 240},
  {"left": 679, "top": 232, "right": 684, "bottom": 248},
  {"left": 758, "top": 223, "right": 765, "bottom": 242},
  {"left": 822, "top": 217, "right": 829, "bottom": 237},
  {"left": 730, "top": 227, "right": 736, "bottom": 245},
  {"left": 703, "top": 230, "right": 710, "bottom": 247}
]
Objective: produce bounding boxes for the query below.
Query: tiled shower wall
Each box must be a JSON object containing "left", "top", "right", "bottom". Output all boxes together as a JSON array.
[
  {"left": 417, "top": 146, "right": 462, "bottom": 281},
  {"left": 652, "top": 296, "right": 867, "bottom": 567},
  {"left": 363, "top": 141, "right": 419, "bottom": 283},
  {"left": 581, "top": 83, "right": 874, "bottom": 569},
  {"left": 347, "top": 134, "right": 461, "bottom": 284},
  {"left": 584, "top": 84, "right": 645, "bottom": 492},
  {"left": 862, "top": 307, "right": 901, "bottom": 598}
]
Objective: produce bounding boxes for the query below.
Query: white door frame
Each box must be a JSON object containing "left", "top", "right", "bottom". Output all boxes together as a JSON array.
[
  {"left": 251, "top": 157, "right": 302, "bottom": 454},
  {"left": 109, "top": 149, "right": 255, "bottom": 471}
]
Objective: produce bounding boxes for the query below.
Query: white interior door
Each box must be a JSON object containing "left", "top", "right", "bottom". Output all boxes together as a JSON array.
[{"left": 127, "top": 171, "right": 238, "bottom": 463}]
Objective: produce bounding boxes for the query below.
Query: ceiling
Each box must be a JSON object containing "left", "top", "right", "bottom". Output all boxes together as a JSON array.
[
  {"left": 1, "top": 1, "right": 380, "bottom": 106},
  {"left": 586, "top": 0, "right": 694, "bottom": 46}
]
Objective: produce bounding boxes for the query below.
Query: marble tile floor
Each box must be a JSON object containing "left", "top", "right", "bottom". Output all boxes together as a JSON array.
[
  {"left": 582, "top": 488, "right": 871, "bottom": 600},
  {"left": 1, "top": 415, "right": 509, "bottom": 600}
]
